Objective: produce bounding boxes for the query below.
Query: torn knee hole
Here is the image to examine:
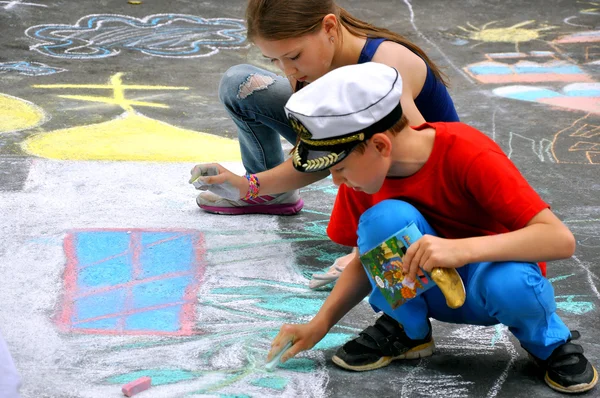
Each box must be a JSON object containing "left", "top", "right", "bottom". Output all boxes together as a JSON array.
[{"left": 237, "top": 74, "right": 275, "bottom": 99}]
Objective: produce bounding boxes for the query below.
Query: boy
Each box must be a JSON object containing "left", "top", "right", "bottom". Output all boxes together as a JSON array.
[{"left": 266, "top": 62, "right": 597, "bottom": 394}]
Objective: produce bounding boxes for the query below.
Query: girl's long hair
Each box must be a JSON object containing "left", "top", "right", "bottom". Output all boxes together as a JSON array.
[{"left": 245, "top": 0, "right": 448, "bottom": 88}]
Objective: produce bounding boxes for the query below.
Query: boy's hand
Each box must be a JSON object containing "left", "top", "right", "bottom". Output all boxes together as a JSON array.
[
  {"left": 267, "top": 322, "right": 327, "bottom": 363},
  {"left": 189, "top": 163, "right": 248, "bottom": 199},
  {"left": 402, "top": 235, "right": 467, "bottom": 283}
]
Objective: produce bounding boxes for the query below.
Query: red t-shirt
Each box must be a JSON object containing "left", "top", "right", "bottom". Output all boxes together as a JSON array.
[{"left": 327, "top": 122, "right": 549, "bottom": 275}]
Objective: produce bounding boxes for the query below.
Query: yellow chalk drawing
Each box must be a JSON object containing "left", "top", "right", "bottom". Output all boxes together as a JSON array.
[
  {"left": 456, "top": 20, "right": 557, "bottom": 51},
  {"left": 33, "top": 72, "right": 188, "bottom": 112},
  {"left": 22, "top": 111, "right": 241, "bottom": 161},
  {"left": 580, "top": 1, "right": 600, "bottom": 14},
  {"left": 0, "top": 93, "right": 46, "bottom": 133},
  {"left": 22, "top": 72, "right": 241, "bottom": 162}
]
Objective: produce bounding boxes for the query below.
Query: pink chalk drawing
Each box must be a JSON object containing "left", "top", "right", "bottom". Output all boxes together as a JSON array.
[
  {"left": 554, "top": 30, "right": 600, "bottom": 44},
  {"left": 464, "top": 57, "right": 592, "bottom": 84},
  {"left": 55, "top": 229, "right": 206, "bottom": 336},
  {"left": 493, "top": 83, "right": 600, "bottom": 115}
]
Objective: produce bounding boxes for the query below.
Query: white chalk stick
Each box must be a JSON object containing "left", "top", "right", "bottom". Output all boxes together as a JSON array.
[{"left": 265, "top": 341, "right": 293, "bottom": 372}]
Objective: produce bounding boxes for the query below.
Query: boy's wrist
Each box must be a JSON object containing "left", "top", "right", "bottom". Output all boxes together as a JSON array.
[
  {"left": 460, "top": 237, "right": 478, "bottom": 265},
  {"left": 307, "top": 317, "right": 331, "bottom": 340}
]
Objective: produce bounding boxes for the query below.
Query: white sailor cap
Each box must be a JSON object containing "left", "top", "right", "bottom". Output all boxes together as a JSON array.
[{"left": 285, "top": 62, "right": 403, "bottom": 173}]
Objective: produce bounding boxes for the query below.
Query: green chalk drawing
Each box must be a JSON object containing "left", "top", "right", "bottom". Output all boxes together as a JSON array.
[
  {"left": 548, "top": 274, "right": 575, "bottom": 284},
  {"left": 279, "top": 358, "right": 317, "bottom": 373},
  {"left": 257, "top": 297, "right": 324, "bottom": 315},
  {"left": 547, "top": 275, "right": 595, "bottom": 315},
  {"left": 303, "top": 222, "right": 329, "bottom": 237},
  {"left": 107, "top": 369, "right": 196, "bottom": 385},
  {"left": 490, "top": 324, "right": 505, "bottom": 346},
  {"left": 555, "top": 295, "right": 595, "bottom": 315},
  {"left": 250, "top": 376, "right": 289, "bottom": 390}
]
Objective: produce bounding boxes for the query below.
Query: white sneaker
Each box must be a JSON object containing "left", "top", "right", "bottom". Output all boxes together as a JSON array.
[{"left": 196, "top": 189, "right": 304, "bottom": 215}]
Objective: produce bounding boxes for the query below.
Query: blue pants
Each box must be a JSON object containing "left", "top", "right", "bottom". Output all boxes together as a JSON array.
[
  {"left": 357, "top": 200, "right": 571, "bottom": 360},
  {"left": 218, "top": 64, "right": 296, "bottom": 174}
]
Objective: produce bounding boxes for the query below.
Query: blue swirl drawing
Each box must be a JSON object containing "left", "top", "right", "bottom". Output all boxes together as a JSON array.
[
  {"left": 0, "top": 61, "right": 67, "bottom": 76},
  {"left": 25, "top": 14, "right": 248, "bottom": 59}
]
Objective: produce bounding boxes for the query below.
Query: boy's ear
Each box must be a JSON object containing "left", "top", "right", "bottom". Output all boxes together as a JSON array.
[
  {"left": 371, "top": 133, "right": 392, "bottom": 157},
  {"left": 322, "top": 14, "right": 338, "bottom": 34}
]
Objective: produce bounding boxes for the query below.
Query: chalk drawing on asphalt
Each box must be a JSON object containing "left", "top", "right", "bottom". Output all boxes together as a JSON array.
[
  {"left": 550, "top": 113, "right": 600, "bottom": 164},
  {"left": 56, "top": 229, "right": 206, "bottom": 335},
  {"left": 554, "top": 30, "right": 600, "bottom": 44},
  {"left": 548, "top": 274, "right": 597, "bottom": 314},
  {"left": 505, "top": 113, "right": 600, "bottom": 164},
  {"left": 52, "top": 226, "right": 350, "bottom": 396},
  {"left": 494, "top": 83, "right": 600, "bottom": 115},
  {"left": 451, "top": 20, "right": 558, "bottom": 52},
  {"left": 1, "top": 0, "right": 47, "bottom": 9},
  {"left": 18, "top": 72, "right": 242, "bottom": 161},
  {"left": 464, "top": 52, "right": 592, "bottom": 84},
  {"left": 572, "top": 255, "right": 600, "bottom": 302},
  {"left": 0, "top": 93, "right": 48, "bottom": 133},
  {"left": 578, "top": 1, "right": 600, "bottom": 15},
  {"left": 25, "top": 14, "right": 248, "bottom": 59},
  {"left": 506, "top": 131, "right": 554, "bottom": 162},
  {"left": 0, "top": 61, "right": 67, "bottom": 76}
]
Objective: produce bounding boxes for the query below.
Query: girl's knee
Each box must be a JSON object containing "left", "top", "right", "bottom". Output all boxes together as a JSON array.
[
  {"left": 218, "top": 64, "right": 281, "bottom": 105},
  {"left": 357, "top": 200, "right": 422, "bottom": 253}
]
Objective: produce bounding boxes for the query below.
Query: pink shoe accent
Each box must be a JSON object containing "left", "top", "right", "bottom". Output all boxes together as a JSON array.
[{"left": 199, "top": 198, "right": 304, "bottom": 215}]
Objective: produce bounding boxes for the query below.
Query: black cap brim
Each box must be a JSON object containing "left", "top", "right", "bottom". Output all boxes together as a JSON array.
[{"left": 292, "top": 141, "right": 359, "bottom": 173}]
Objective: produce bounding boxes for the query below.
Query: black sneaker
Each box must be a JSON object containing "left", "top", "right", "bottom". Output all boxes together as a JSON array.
[
  {"left": 332, "top": 314, "right": 434, "bottom": 371},
  {"left": 531, "top": 331, "right": 598, "bottom": 394}
]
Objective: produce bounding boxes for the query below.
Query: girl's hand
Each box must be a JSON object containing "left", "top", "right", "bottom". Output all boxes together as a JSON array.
[
  {"left": 267, "top": 321, "right": 328, "bottom": 364},
  {"left": 189, "top": 163, "right": 248, "bottom": 199},
  {"left": 402, "top": 235, "right": 468, "bottom": 283}
]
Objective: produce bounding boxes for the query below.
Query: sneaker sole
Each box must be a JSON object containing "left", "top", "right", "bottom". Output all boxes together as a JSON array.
[
  {"left": 545, "top": 365, "right": 598, "bottom": 394},
  {"left": 331, "top": 341, "right": 435, "bottom": 372},
  {"left": 197, "top": 199, "right": 304, "bottom": 216}
]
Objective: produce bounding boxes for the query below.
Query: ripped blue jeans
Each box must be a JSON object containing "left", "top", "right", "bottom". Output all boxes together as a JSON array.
[
  {"left": 357, "top": 199, "right": 571, "bottom": 360},
  {"left": 218, "top": 64, "right": 296, "bottom": 174}
]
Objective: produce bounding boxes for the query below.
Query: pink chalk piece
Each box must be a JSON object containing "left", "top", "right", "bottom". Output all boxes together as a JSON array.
[{"left": 121, "top": 376, "right": 152, "bottom": 397}]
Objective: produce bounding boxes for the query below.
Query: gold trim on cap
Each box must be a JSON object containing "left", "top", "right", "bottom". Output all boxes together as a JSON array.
[
  {"left": 301, "top": 133, "right": 365, "bottom": 147},
  {"left": 293, "top": 147, "right": 345, "bottom": 171},
  {"left": 289, "top": 114, "right": 365, "bottom": 146},
  {"left": 292, "top": 147, "right": 302, "bottom": 167},
  {"left": 289, "top": 116, "right": 312, "bottom": 140},
  {"left": 304, "top": 152, "right": 341, "bottom": 170}
]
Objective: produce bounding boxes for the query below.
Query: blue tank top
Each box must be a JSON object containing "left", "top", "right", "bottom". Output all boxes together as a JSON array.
[{"left": 358, "top": 37, "right": 459, "bottom": 122}]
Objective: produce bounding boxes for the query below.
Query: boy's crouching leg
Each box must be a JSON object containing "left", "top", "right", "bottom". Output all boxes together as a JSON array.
[
  {"left": 332, "top": 315, "right": 435, "bottom": 372},
  {"left": 473, "top": 261, "right": 597, "bottom": 393},
  {"left": 332, "top": 200, "right": 436, "bottom": 372}
]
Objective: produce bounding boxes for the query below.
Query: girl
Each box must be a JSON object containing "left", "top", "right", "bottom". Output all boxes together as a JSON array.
[{"left": 192, "top": 0, "right": 458, "bottom": 286}]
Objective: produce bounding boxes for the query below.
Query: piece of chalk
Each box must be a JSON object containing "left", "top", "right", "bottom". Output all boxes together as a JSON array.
[
  {"left": 122, "top": 376, "right": 151, "bottom": 397},
  {"left": 265, "top": 341, "right": 293, "bottom": 372}
]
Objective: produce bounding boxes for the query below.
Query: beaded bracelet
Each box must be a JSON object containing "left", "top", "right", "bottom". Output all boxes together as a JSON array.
[{"left": 243, "top": 173, "right": 260, "bottom": 200}]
